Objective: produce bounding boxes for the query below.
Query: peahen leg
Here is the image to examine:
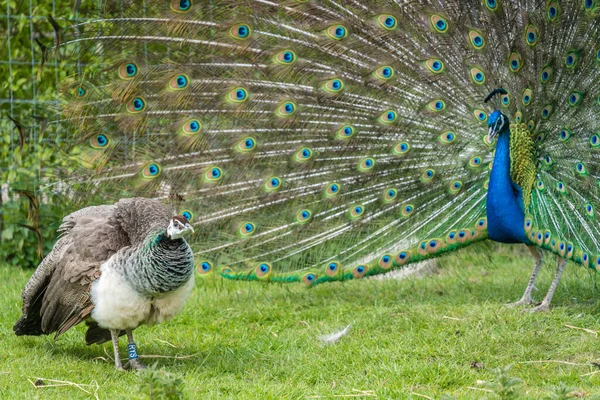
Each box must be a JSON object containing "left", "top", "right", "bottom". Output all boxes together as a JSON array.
[
  {"left": 529, "top": 258, "right": 567, "bottom": 313},
  {"left": 124, "top": 330, "right": 146, "bottom": 370},
  {"left": 505, "top": 245, "right": 543, "bottom": 308},
  {"left": 110, "top": 329, "right": 124, "bottom": 371}
]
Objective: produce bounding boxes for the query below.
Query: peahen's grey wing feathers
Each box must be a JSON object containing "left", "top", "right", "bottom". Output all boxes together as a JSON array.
[
  {"left": 43, "top": 0, "right": 600, "bottom": 283},
  {"left": 14, "top": 198, "right": 171, "bottom": 338}
]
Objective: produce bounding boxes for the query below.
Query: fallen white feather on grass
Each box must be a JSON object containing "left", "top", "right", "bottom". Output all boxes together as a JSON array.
[{"left": 319, "top": 325, "right": 351, "bottom": 344}]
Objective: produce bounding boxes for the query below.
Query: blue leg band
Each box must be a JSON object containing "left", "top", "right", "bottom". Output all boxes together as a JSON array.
[{"left": 127, "top": 343, "right": 139, "bottom": 360}]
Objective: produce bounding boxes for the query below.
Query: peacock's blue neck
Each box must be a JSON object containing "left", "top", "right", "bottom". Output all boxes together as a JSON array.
[{"left": 486, "top": 126, "right": 530, "bottom": 244}]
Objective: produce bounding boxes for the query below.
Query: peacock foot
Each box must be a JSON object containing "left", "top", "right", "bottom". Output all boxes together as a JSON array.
[
  {"left": 124, "top": 359, "right": 146, "bottom": 371},
  {"left": 504, "top": 296, "right": 534, "bottom": 308},
  {"left": 528, "top": 302, "right": 551, "bottom": 313}
]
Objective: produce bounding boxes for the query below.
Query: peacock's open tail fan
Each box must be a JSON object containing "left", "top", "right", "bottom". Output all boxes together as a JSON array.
[{"left": 45, "top": 0, "right": 600, "bottom": 284}]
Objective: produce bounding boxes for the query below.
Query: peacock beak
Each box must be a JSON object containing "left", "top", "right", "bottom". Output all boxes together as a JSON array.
[
  {"left": 185, "top": 223, "right": 195, "bottom": 234},
  {"left": 487, "top": 126, "right": 496, "bottom": 142}
]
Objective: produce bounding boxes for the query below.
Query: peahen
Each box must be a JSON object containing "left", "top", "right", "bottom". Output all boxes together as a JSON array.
[
  {"left": 31, "top": 0, "right": 600, "bottom": 312},
  {"left": 14, "top": 198, "right": 195, "bottom": 370}
]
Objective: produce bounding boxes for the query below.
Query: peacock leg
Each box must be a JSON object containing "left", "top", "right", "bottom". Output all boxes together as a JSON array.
[
  {"left": 529, "top": 257, "right": 567, "bottom": 313},
  {"left": 505, "top": 245, "right": 543, "bottom": 308},
  {"left": 110, "top": 329, "right": 125, "bottom": 371},
  {"left": 124, "top": 329, "right": 146, "bottom": 370}
]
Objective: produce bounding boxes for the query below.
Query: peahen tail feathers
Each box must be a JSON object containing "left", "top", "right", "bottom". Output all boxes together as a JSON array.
[{"left": 39, "top": 0, "right": 600, "bottom": 284}]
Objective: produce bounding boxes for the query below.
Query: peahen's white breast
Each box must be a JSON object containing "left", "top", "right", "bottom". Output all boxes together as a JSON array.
[{"left": 90, "top": 257, "right": 194, "bottom": 330}]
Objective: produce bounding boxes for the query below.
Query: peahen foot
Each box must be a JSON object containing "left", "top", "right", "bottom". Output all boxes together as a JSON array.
[
  {"left": 125, "top": 358, "right": 146, "bottom": 370},
  {"left": 110, "top": 329, "right": 126, "bottom": 371},
  {"left": 124, "top": 330, "right": 145, "bottom": 371}
]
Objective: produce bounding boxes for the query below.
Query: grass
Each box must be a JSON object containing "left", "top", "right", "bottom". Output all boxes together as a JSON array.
[{"left": 2, "top": 243, "right": 600, "bottom": 399}]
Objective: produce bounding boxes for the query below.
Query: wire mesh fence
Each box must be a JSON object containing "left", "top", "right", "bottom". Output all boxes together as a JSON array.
[{"left": 1, "top": 1, "right": 75, "bottom": 265}]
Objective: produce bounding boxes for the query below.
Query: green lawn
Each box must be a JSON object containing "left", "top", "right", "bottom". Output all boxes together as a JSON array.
[{"left": 2, "top": 244, "right": 600, "bottom": 399}]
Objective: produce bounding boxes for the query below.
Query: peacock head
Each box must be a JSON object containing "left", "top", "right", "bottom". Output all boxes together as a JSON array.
[
  {"left": 487, "top": 110, "right": 508, "bottom": 141},
  {"left": 167, "top": 215, "right": 194, "bottom": 239}
]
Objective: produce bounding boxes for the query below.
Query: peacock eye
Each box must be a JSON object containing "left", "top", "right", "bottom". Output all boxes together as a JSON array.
[
  {"left": 171, "top": 0, "right": 191, "bottom": 12},
  {"left": 229, "top": 24, "right": 252, "bottom": 40}
]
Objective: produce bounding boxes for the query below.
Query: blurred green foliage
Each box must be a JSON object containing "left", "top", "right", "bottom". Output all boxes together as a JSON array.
[{"left": 1, "top": 1, "right": 73, "bottom": 267}]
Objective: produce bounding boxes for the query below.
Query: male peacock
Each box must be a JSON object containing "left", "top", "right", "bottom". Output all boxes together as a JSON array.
[
  {"left": 32, "top": 0, "right": 600, "bottom": 312},
  {"left": 14, "top": 198, "right": 195, "bottom": 370}
]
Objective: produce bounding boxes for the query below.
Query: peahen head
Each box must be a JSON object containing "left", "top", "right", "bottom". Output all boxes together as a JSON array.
[
  {"left": 167, "top": 216, "right": 194, "bottom": 239},
  {"left": 487, "top": 110, "right": 508, "bottom": 141}
]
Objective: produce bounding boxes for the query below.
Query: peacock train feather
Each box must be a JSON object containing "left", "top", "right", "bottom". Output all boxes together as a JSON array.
[{"left": 40, "top": 0, "right": 600, "bottom": 295}]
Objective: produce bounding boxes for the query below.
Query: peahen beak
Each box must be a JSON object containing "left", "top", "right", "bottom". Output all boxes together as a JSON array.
[{"left": 184, "top": 223, "right": 195, "bottom": 234}]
